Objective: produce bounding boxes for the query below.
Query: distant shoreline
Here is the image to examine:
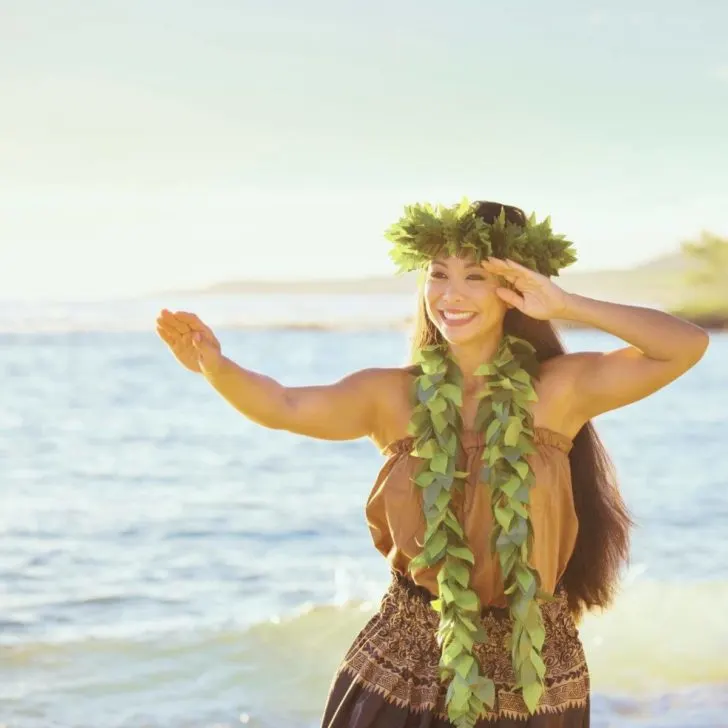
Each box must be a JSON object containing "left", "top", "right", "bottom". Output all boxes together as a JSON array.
[{"left": 155, "top": 251, "right": 727, "bottom": 331}]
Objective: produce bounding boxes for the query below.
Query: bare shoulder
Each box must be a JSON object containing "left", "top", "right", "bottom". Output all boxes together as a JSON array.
[
  {"left": 366, "top": 365, "right": 418, "bottom": 451},
  {"left": 536, "top": 353, "right": 596, "bottom": 438},
  {"left": 539, "top": 352, "right": 596, "bottom": 381}
]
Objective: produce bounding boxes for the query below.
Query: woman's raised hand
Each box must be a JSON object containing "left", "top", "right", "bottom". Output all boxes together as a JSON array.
[{"left": 155, "top": 309, "right": 223, "bottom": 375}]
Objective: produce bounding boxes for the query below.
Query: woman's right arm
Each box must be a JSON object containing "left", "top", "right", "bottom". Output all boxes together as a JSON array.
[
  {"left": 204, "top": 356, "right": 391, "bottom": 440},
  {"left": 156, "top": 309, "right": 397, "bottom": 442}
]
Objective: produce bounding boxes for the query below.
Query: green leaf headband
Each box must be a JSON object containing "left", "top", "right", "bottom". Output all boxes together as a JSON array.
[{"left": 384, "top": 197, "right": 577, "bottom": 276}]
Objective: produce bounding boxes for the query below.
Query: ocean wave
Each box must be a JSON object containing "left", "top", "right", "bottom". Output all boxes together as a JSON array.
[
  {"left": 2, "top": 579, "right": 727, "bottom": 728},
  {"left": 4, "top": 579, "right": 727, "bottom": 691}
]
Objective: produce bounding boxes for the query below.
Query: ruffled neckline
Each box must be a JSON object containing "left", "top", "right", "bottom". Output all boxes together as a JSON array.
[{"left": 381, "top": 426, "right": 573, "bottom": 457}]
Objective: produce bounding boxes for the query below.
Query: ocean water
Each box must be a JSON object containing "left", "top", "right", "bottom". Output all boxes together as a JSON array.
[{"left": 1, "top": 299, "right": 727, "bottom": 728}]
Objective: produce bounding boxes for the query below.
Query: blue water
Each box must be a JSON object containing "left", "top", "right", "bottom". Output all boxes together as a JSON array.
[{"left": 1, "top": 320, "right": 727, "bottom": 728}]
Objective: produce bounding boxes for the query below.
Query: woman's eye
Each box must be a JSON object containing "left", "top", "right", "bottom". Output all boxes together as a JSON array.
[
  {"left": 467, "top": 274, "right": 486, "bottom": 281},
  {"left": 429, "top": 271, "right": 446, "bottom": 279}
]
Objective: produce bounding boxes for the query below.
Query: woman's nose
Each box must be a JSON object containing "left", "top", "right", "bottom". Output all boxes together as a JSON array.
[{"left": 441, "top": 282, "right": 467, "bottom": 303}]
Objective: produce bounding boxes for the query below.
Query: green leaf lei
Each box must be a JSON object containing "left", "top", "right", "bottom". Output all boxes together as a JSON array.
[
  {"left": 408, "top": 338, "right": 550, "bottom": 725},
  {"left": 387, "top": 199, "right": 577, "bottom": 726}
]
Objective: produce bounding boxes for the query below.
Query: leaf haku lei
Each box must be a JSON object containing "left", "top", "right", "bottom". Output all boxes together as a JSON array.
[
  {"left": 385, "top": 197, "right": 576, "bottom": 278},
  {"left": 407, "top": 335, "right": 550, "bottom": 727}
]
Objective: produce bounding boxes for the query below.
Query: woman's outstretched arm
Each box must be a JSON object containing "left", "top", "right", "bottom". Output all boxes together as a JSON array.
[
  {"left": 204, "top": 355, "right": 391, "bottom": 440},
  {"left": 156, "top": 309, "right": 394, "bottom": 442}
]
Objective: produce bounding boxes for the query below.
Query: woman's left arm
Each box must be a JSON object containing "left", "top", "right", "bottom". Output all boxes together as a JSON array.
[
  {"left": 481, "top": 257, "right": 711, "bottom": 422},
  {"left": 556, "top": 295, "right": 710, "bottom": 419}
]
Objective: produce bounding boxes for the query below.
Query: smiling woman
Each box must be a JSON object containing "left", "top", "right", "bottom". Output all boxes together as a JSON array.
[
  {"left": 156, "top": 197, "right": 709, "bottom": 728},
  {"left": 426, "top": 256, "right": 508, "bottom": 338}
]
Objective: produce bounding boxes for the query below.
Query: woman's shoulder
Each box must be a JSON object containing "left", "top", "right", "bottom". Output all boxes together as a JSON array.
[
  {"left": 538, "top": 352, "right": 597, "bottom": 391},
  {"left": 366, "top": 365, "right": 419, "bottom": 450},
  {"left": 535, "top": 354, "right": 593, "bottom": 438}
]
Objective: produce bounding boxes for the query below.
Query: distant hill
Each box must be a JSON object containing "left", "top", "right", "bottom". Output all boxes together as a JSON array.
[{"left": 175, "top": 249, "right": 688, "bottom": 309}]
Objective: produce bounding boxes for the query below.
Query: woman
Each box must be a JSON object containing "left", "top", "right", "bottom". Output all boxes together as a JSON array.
[{"left": 156, "top": 200, "right": 709, "bottom": 727}]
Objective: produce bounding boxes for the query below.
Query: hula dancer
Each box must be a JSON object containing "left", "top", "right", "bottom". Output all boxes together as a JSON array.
[{"left": 156, "top": 199, "right": 709, "bottom": 727}]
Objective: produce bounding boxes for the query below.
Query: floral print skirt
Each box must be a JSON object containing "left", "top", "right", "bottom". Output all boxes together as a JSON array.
[{"left": 321, "top": 569, "right": 590, "bottom": 727}]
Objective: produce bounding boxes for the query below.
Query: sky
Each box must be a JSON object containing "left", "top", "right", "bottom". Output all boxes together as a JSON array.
[{"left": 1, "top": 0, "right": 727, "bottom": 300}]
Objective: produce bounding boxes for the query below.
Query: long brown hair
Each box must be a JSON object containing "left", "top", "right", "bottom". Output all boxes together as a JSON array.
[{"left": 409, "top": 200, "right": 632, "bottom": 618}]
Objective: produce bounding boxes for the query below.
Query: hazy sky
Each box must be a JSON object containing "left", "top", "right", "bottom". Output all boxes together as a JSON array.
[{"left": 1, "top": 0, "right": 727, "bottom": 300}]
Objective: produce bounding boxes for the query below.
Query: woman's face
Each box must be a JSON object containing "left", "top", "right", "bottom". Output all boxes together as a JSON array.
[{"left": 424, "top": 255, "right": 508, "bottom": 346}]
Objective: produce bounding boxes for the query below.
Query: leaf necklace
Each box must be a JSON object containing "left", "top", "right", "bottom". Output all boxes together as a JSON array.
[{"left": 407, "top": 334, "right": 549, "bottom": 727}]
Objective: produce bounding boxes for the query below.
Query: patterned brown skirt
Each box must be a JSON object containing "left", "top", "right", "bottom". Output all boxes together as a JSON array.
[{"left": 321, "top": 570, "right": 590, "bottom": 727}]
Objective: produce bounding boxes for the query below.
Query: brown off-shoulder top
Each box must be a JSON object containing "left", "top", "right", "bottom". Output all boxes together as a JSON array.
[{"left": 365, "top": 427, "right": 578, "bottom": 607}]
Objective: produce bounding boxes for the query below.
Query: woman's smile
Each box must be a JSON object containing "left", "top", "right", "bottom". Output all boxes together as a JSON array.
[{"left": 439, "top": 309, "right": 478, "bottom": 326}]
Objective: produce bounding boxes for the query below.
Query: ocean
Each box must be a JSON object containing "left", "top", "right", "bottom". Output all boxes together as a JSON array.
[{"left": 1, "top": 295, "right": 727, "bottom": 728}]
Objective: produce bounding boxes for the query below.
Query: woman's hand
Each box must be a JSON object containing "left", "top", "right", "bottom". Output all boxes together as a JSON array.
[
  {"left": 155, "top": 309, "right": 222, "bottom": 374},
  {"left": 481, "top": 258, "right": 572, "bottom": 320}
]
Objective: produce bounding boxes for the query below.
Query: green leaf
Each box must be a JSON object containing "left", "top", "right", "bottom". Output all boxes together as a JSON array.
[
  {"left": 518, "top": 630, "right": 532, "bottom": 662},
  {"left": 430, "top": 598, "right": 443, "bottom": 613},
  {"left": 440, "top": 383, "right": 463, "bottom": 405},
  {"left": 451, "top": 677, "right": 471, "bottom": 710},
  {"left": 454, "top": 653, "right": 475, "bottom": 679},
  {"left": 423, "top": 481, "right": 441, "bottom": 509},
  {"left": 511, "top": 369, "right": 531, "bottom": 384},
  {"left": 510, "top": 500, "right": 528, "bottom": 518},
  {"left": 485, "top": 418, "right": 500, "bottom": 444},
  {"left": 448, "top": 560, "right": 470, "bottom": 588},
  {"left": 432, "top": 411, "right": 448, "bottom": 433},
  {"left": 488, "top": 445, "right": 503, "bottom": 464},
  {"left": 431, "top": 452, "right": 449, "bottom": 474},
  {"left": 443, "top": 636, "right": 464, "bottom": 665},
  {"left": 445, "top": 512, "right": 465, "bottom": 538},
  {"left": 453, "top": 621, "right": 475, "bottom": 651},
  {"left": 494, "top": 505, "right": 514, "bottom": 530},
  {"left": 447, "top": 546, "right": 475, "bottom": 564},
  {"left": 426, "top": 528, "right": 448, "bottom": 557},
  {"left": 414, "top": 439, "right": 438, "bottom": 458},
  {"left": 531, "top": 649, "right": 546, "bottom": 679},
  {"left": 514, "top": 461, "right": 530, "bottom": 479},
  {"left": 434, "top": 489, "right": 451, "bottom": 512},
  {"left": 504, "top": 417, "right": 522, "bottom": 446},
  {"left": 440, "top": 581, "right": 455, "bottom": 604},
  {"left": 454, "top": 588, "right": 479, "bottom": 612},
  {"left": 516, "top": 568, "right": 535, "bottom": 593},
  {"left": 522, "top": 681, "right": 544, "bottom": 714},
  {"left": 457, "top": 613, "right": 478, "bottom": 631},
  {"left": 500, "top": 475, "right": 521, "bottom": 497},
  {"left": 529, "top": 624, "right": 546, "bottom": 650},
  {"left": 444, "top": 431, "right": 458, "bottom": 456},
  {"left": 414, "top": 470, "right": 437, "bottom": 488},
  {"left": 474, "top": 677, "right": 496, "bottom": 708},
  {"left": 474, "top": 363, "right": 495, "bottom": 376}
]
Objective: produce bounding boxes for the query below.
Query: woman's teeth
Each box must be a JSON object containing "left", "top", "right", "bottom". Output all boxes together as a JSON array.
[{"left": 441, "top": 311, "right": 476, "bottom": 322}]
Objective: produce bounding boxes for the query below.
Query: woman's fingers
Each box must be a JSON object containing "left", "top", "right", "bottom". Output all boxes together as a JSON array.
[
  {"left": 175, "top": 311, "right": 208, "bottom": 332},
  {"left": 156, "top": 324, "right": 172, "bottom": 342},
  {"left": 171, "top": 311, "right": 220, "bottom": 345},
  {"left": 482, "top": 260, "right": 538, "bottom": 292},
  {"left": 482, "top": 257, "right": 531, "bottom": 275},
  {"left": 156, "top": 320, "right": 179, "bottom": 339},
  {"left": 495, "top": 287, "right": 524, "bottom": 310},
  {"left": 156, "top": 325, "right": 182, "bottom": 349},
  {"left": 159, "top": 309, "right": 190, "bottom": 335}
]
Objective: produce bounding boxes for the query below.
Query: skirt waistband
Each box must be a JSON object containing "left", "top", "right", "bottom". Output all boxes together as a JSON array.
[
  {"left": 388, "top": 568, "right": 569, "bottom": 619},
  {"left": 389, "top": 568, "right": 513, "bottom": 618}
]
